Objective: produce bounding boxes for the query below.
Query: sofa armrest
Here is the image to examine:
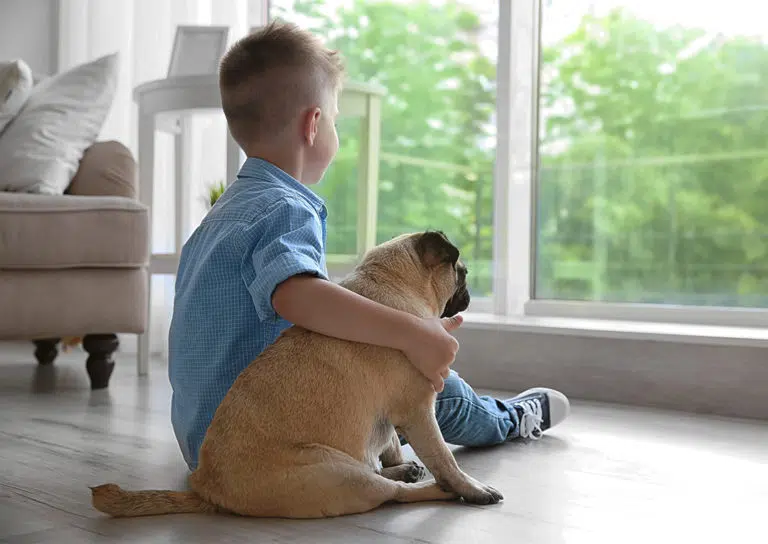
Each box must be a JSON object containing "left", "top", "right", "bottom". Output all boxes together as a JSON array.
[{"left": 67, "top": 141, "right": 138, "bottom": 199}]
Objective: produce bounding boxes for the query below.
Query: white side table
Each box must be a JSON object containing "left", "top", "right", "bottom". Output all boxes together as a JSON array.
[{"left": 133, "top": 75, "right": 385, "bottom": 375}]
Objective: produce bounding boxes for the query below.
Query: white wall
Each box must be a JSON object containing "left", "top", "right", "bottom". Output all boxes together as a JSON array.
[{"left": 0, "top": 0, "right": 59, "bottom": 74}]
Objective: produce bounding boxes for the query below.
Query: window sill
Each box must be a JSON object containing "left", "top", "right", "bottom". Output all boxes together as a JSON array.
[{"left": 461, "top": 312, "right": 768, "bottom": 348}]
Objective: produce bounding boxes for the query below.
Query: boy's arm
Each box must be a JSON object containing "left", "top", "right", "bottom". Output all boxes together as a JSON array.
[
  {"left": 244, "top": 197, "right": 461, "bottom": 392},
  {"left": 272, "top": 275, "right": 462, "bottom": 392}
]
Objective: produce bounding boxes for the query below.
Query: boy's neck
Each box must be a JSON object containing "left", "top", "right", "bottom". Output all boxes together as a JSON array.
[{"left": 245, "top": 144, "right": 306, "bottom": 185}]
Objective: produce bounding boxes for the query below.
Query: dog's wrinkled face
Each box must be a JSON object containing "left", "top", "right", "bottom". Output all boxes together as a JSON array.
[
  {"left": 351, "top": 230, "right": 471, "bottom": 318},
  {"left": 413, "top": 231, "right": 471, "bottom": 318},
  {"left": 441, "top": 260, "right": 470, "bottom": 317}
]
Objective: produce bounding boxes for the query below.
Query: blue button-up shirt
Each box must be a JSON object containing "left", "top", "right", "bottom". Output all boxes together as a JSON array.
[{"left": 168, "top": 157, "right": 327, "bottom": 470}]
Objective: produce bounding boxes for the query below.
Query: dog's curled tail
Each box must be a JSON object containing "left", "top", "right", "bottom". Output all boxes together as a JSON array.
[{"left": 90, "top": 483, "right": 219, "bottom": 517}]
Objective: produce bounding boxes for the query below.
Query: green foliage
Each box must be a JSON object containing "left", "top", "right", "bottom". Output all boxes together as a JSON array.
[
  {"left": 537, "top": 7, "right": 768, "bottom": 307},
  {"left": 206, "top": 180, "right": 227, "bottom": 209},
  {"left": 272, "top": 1, "right": 768, "bottom": 307},
  {"left": 272, "top": 0, "right": 496, "bottom": 295}
]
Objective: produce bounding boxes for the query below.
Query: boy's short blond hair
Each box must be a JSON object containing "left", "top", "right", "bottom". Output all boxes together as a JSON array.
[{"left": 219, "top": 21, "right": 344, "bottom": 149}]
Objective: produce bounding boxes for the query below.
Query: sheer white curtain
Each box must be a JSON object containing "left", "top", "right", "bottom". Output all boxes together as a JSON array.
[{"left": 57, "top": 0, "right": 268, "bottom": 356}]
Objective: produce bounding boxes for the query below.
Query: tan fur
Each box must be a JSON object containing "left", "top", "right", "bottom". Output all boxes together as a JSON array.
[
  {"left": 91, "top": 232, "right": 502, "bottom": 519},
  {"left": 61, "top": 337, "right": 82, "bottom": 351}
]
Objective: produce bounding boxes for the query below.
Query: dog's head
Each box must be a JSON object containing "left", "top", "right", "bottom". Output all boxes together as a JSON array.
[
  {"left": 354, "top": 230, "right": 470, "bottom": 318},
  {"left": 414, "top": 231, "right": 470, "bottom": 318}
]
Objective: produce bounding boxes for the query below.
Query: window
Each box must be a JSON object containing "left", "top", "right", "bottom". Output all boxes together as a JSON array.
[
  {"left": 534, "top": 0, "right": 768, "bottom": 309},
  {"left": 270, "top": 0, "right": 499, "bottom": 299},
  {"left": 271, "top": 0, "right": 768, "bottom": 326}
]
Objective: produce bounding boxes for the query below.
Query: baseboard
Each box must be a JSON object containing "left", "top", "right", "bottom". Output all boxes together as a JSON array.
[
  {"left": 454, "top": 327, "right": 768, "bottom": 421},
  {"left": 8, "top": 319, "right": 763, "bottom": 422}
]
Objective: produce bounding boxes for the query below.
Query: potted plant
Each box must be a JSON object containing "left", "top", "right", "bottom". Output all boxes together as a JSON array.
[{"left": 205, "top": 180, "right": 227, "bottom": 210}]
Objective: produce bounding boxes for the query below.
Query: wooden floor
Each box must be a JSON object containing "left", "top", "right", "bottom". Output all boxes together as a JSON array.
[{"left": 1, "top": 344, "right": 766, "bottom": 544}]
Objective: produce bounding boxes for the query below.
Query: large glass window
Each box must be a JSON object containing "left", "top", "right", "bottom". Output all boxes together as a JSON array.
[
  {"left": 535, "top": 0, "right": 768, "bottom": 308},
  {"left": 270, "top": 0, "right": 499, "bottom": 297}
]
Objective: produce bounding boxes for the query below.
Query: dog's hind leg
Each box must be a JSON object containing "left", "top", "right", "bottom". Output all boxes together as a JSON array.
[
  {"left": 254, "top": 445, "right": 456, "bottom": 518},
  {"left": 380, "top": 463, "right": 426, "bottom": 483},
  {"left": 379, "top": 427, "right": 406, "bottom": 467},
  {"left": 378, "top": 427, "right": 426, "bottom": 483}
]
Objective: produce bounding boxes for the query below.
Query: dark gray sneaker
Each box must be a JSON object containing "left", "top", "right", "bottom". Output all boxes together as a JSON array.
[{"left": 505, "top": 388, "right": 570, "bottom": 439}]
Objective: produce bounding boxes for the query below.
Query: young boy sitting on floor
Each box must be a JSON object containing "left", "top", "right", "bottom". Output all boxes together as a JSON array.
[{"left": 168, "top": 21, "right": 570, "bottom": 471}]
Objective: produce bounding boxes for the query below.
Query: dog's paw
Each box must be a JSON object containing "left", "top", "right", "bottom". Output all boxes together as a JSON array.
[
  {"left": 402, "top": 461, "right": 426, "bottom": 483},
  {"left": 380, "top": 461, "right": 426, "bottom": 483},
  {"left": 456, "top": 480, "right": 503, "bottom": 505}
]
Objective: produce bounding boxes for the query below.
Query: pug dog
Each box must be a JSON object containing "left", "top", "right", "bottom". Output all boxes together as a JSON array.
[{"left": 91, "top": 231, "right": 502, "bottom": 518}]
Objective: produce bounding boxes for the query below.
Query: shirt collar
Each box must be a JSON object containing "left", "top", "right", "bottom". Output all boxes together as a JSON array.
[{"left": 237, "top": 157, "right": 325, "bottom": 213}]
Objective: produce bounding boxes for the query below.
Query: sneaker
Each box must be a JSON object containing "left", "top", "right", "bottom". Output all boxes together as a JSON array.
[{"left": 505, "top": 388, "right": 570, "bottom": 439}]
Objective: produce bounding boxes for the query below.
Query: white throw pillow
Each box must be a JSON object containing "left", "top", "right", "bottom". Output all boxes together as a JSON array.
[
  {"left": 0, "top": 59, "right": 33, "bottom": 135},
  {"left": 0, "top": 53, "right": 119, "bottom": 194}
]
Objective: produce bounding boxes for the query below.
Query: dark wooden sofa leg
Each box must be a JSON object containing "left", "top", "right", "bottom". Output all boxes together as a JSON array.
[
  {"left": 83, "top": 334, "right": 118, "bottom": 390},
  {"left": 33, "top": 338, "right": 61, "bottom": 365}
]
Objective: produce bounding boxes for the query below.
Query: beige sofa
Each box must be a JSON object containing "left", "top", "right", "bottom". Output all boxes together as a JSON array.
[{"left": 0, "top": 141, "right": 149, "bottom": 389}]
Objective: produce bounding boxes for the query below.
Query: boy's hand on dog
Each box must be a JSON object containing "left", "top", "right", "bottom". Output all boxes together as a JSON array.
[
  {"left": 405, "top": 315, "right": 463, "bottom": 393},
  {"left": 273, "top": 275, "right": 463, "bottom": 392}
]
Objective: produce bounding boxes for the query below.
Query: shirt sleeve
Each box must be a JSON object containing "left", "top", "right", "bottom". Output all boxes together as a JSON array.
[{"left": 242, "top": 197, "right": 327, "bottom": 322}]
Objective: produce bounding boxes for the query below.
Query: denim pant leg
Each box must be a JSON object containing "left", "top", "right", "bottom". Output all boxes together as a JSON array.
[{"left": 433, "top": 370, "right": 519, "bottom": 447}]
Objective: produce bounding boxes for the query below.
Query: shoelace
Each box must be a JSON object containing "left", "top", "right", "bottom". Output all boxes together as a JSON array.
[{"left": 517, "top": 398, "right": 544, "bottom": 439}]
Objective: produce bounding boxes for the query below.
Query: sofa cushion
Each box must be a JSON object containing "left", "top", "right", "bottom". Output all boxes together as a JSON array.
[
  {"left": 0, "top": 193, "right": 148, "bottom": 269},
  {"left": 0, "top": 53, "right": 118, "bottom": 194},
  {"left": 0, "top": 59, "right": 33, "bottom": 135},
  {"left": 67, "top": 141, "right": 137, "bottom": 199}
]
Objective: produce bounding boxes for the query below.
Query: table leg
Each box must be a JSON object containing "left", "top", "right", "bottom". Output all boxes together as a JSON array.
[
  {"left": 174, "top": 118, "right": 191, "bottom": 253},
  {"left": 356, "top": 95, "right": 381, "bottom": 258},
  {"left": 137, "top": 111, "right": 155, "bottom": 376}
]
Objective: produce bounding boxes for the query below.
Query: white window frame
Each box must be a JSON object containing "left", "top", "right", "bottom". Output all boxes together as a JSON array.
[
  {"left": 487, "top": 0, "right": 538, "bottom": 318},
  {"left": 487, "top": 0, "right": 768, "bottom": 330}
]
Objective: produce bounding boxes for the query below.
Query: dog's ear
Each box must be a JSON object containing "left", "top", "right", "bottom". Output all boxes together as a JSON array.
[{"left": 416, "top": 231, "right": 460, "bottom": 268}]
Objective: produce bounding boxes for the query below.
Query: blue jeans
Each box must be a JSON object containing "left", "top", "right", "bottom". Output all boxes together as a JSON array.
[{"left": 402, "top": 370, "right": 520, "bottom": 447}]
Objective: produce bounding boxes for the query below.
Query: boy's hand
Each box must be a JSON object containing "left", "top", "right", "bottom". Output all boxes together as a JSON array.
[{"left": 402, "top": 315, "right": 464, "bottom": 393}]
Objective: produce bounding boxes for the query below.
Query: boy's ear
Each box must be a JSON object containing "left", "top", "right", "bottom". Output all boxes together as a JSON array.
[
  {"left": 416, "top": 231, "right": 460, "bottom": 268},
  {"left": 304, "top": 107, "right": 321, "bottom": 145}
]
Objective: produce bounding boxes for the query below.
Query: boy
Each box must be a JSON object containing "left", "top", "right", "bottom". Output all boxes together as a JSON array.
[{"left": 168, "top": 21, "right": 569, "bottom": 471}]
